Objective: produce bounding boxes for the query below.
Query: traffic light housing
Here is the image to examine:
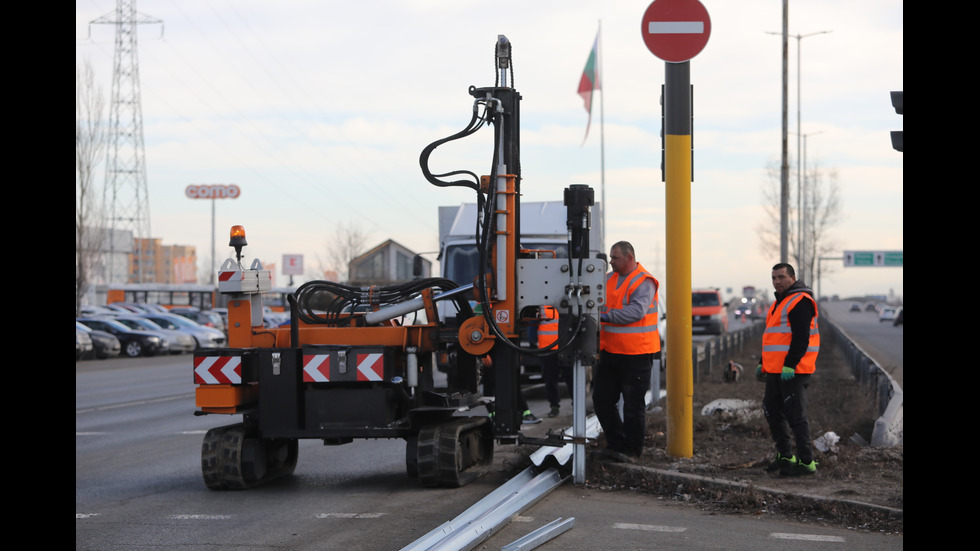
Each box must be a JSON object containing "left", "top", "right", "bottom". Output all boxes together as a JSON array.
[{"left": 890, "top": 91, "right": 903, "bottom": 152}]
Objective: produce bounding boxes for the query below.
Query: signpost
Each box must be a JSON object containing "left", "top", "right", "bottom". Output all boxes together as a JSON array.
[
  {"left": 641, "top": 0, "right": 710, "bottom": 459},
  {"left": 186, "top": 184, "right": 241, "bottom": 285},
  {"left": 844, "top": 250, "right": 903, "bottom": 267}
]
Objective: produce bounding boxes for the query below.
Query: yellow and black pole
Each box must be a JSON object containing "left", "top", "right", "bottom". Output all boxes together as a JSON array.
[
  {"left": 641, "top": 0, "right": 710, "bottom": 458},
  {"left": 663, "top": 61, "right": 693, "bottom": 458}
]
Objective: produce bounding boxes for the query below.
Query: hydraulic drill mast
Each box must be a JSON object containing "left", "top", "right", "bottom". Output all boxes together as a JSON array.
[{"left": 193, "top": 35, "right": 605, "bottom": 490}]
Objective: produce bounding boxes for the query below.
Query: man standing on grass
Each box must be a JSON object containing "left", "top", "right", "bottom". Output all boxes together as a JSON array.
[{"left": 757, "top": 262, "right": 820, "bottom": 476}]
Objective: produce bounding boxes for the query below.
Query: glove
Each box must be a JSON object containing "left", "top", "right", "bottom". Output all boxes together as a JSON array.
[
  {"left": 755, "top": 364, "right": 765, "bottom": 382},
  {"left": 780, "top": 366, "right": 796, "bottom": 381},
  {"left": 600, "top": 313, "right": 610, "bottom": 323}
]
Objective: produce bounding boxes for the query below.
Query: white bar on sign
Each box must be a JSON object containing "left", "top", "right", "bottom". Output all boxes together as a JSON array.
[{"left": 648, "top": 21, "right": 704, "bottom": 34}]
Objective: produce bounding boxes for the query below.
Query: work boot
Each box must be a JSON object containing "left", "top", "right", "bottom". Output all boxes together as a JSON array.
[
  {"left": 784, "top": 459, "right": 818, "bottom": 476},
  {"left": 522, "top": 410, "right": 541, "bottom": 424},
  {"left": 765, "top": 453, "right": 797, "bottom": 474},
  {"left": 547, "top": 406, "right": 561, "bottom": 418}
]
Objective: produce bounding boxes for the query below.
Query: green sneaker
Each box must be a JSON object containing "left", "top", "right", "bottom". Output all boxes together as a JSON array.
[
  {"left": 765, "top": 453, "right": 797, "bottom": 473},
  {"left": 522, "top": 411, "right": 541, "bottom": 424},
  {"left": 785, "top": 459, "right": 818, "bottom": 476},
  {"left": 547, "top": 406, "right": 561, "bottom": 418}
]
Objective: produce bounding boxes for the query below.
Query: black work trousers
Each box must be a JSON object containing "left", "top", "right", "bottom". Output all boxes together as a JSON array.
[
  {"left": 542, "top": 354, "right": 573, "bottom": 408},
  {"left": 593, "top": 351, "right": 653, "bottom": 456},
  {"left": 762, "top": 373, "right": 814, "bottom": 463}
]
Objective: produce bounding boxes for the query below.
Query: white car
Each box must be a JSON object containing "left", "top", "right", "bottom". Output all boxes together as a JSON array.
[
  {"left": 112, "top": 315, "right": 197, "bottom": 354},
  {"left": 139, "top": 312, "right": 227, "bottom": 349},
  {"left": 878, "top": 307, "right": 897, "bottom": 323}
]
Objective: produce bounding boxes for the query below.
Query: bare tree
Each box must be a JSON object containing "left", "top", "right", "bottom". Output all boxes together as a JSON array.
[
  {"left": 77, "top": 58, "right": 108, "bottom": 315},
  {"left": 757, "top": 157, "right": 842, "bottom": 286},
  {"left": 319, "top": 221, "right": 371, "bottom": 282}
]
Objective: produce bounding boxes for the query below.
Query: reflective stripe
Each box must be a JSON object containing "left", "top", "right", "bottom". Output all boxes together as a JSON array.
[
  {"left": 604, "top": 325, "right": 660, "bottom": 334},
  {"left": 600, "top": 264, "right": 660, "bottom": 354},
  {"left": 761, "top": 289, "right": 819, "bottom": 374}
]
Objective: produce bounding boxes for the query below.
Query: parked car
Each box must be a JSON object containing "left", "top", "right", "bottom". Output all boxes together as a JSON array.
[
  {"left": 170, "top": 307, "right": 226, "bottom": 332},
  {"left": 878, "top": 307, "right": 897, "bottom": 323},
  {"left": 138, "top": 312, "right": 226, "bottom": 349},
  {"left": 79, "top": 304, "right": 117, "bottom": 316},
  {"left": 76, "top": 321, "right": 121, "bottom": 359},
  {"left": 692, "top": 288, "right": 728, "bottom": 335},
  {"left": 76, "top": 327, "right": 93, "bottom": 361},
  {"left": 77, "top": 318, "right": 170, "bottom": 357},
  {"left": 111, "top": 315, "right": 197, "bottom": 354}
]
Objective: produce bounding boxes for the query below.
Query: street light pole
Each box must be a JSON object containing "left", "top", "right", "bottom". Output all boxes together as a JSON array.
[{"left": 793, "top": 30, "right": 831, "bottom": 281}]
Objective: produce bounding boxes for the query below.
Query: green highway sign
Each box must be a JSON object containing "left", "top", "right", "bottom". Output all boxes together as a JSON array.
[{"left": 843, "top": 250, "right": 903, "bottom": 267}]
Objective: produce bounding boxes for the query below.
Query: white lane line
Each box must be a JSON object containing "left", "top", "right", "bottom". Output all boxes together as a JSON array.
[
  {"left": 614, "top": 522, "right": 687, "bottom": 533},
  {"left": 772, "top": 533, "right": 846, "bottom": 542},
  {"left": 170, "top": 514, "right": 235, "bottom": 520},
  {"left": 315, "top": 513, "right": 386, "bottom": 519}
]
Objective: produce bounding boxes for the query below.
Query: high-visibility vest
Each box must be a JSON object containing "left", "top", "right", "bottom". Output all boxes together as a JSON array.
[
  {"left": 538, "top": 306, "right": 559, "bottom": 348},
  {"left": 761, "top": 290, "right": 819, "bottom": 374},
  {"left": 600, "top": 264, "right": 661, "bottom": 355}
]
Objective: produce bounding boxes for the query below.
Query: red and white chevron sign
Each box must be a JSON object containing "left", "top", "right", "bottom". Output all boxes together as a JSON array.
[
  {"left": 356, "top": 353, "right": 384, "bottom": 381},
  {"left": 194, "top": 355, "right": 242, "bottom": 384},
  {"left": 303, "top": 354, "right": 331, "bottom": 382}
]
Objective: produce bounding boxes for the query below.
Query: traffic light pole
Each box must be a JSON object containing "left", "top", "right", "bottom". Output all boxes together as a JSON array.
[{"left": 664, "top": 60, "right": 693, "bottom": 458}]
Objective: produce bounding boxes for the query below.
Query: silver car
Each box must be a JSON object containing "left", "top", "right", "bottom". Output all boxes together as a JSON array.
[
  {"left": 111, "top": 315, "right": 197, "bottom": 354},
  {"left": 140, "top": 312, "right": 226, "bottom": 349}
]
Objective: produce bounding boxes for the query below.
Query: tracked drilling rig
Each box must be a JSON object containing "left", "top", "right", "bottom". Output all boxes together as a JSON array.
[{"left": 193, "top": 35, "right": 605, "bottom": 490}]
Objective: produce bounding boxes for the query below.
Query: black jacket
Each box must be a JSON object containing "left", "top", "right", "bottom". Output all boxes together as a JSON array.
[{"left": 772, "top": 280, "right": 816, "bottom": 369}]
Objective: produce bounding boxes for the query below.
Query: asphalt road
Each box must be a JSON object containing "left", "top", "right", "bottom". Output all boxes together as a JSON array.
[
  {"left": 77, "top": 350, "right": 902, "bottom": 550},
  {"left": 819, "top": 300, "right": 904, "bottom": 388}
]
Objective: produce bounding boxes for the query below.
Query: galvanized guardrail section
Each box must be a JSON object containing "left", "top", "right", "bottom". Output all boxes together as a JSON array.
[
  {"left": 691, "top": 322, "right": 764, "bottom": 381},
  {"left": 821, "top": 320, "right": 903, "bottom": 447},
  {"left": 688, "top": 318, "right": 902, "bottom": 447}
]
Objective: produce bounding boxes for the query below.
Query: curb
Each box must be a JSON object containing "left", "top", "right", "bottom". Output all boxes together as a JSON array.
[{"left": 601, "top": 461, "right": 903, "bottom": 520}]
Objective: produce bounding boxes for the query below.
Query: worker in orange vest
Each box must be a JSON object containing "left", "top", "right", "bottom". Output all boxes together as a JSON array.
[
  {"left": 594, "top": 241, "right": 661, "bottom": 459},
  {"left": 538, "top": 306, "right": 572, "bottom": 417},
  {"left": 756, "top": 262, "right": 820, "bottom": 476}
]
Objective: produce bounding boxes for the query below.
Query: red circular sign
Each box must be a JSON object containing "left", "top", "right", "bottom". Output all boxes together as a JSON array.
[{"left": 641, "top": 0, "right": 711, "bottom": 63}]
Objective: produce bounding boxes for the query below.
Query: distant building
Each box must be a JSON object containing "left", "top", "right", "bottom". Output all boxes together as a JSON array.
[
  {"left": 131, "top": 238, "right": 198, "bottom": 284},
  {"left": 348, "top": 239, "right": 431, "bottom": 286}
]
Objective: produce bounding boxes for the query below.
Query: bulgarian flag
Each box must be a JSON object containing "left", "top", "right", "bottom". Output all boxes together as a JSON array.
[{"left": 577, "top": 30, "right": 601, "bottom": 143}]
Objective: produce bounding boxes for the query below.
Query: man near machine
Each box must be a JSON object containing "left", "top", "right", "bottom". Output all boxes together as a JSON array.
[
  {"left": 756, "top": 262, "right": 820, "bottom": 476},
  {"left": 594, "top": 241, "right": 661, "bottom": 459}
]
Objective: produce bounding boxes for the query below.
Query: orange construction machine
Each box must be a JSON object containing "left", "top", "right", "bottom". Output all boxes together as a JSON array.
[{"left": 193, "top": 35, "right": 605, "bottom": 490}]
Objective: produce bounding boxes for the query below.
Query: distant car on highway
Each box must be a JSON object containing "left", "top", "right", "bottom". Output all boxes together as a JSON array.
[
  {"left": 878, "top": 306, "right": 897, "bottom": 323},
  {"left": 892, "top": 307, "right": 903, "bottom": 326},
  {"left": 849, "top": 303, "right": 862, "bottom": 312}
]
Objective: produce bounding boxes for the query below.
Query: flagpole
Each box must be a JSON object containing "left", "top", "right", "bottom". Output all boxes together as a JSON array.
[{"left": 598, "top": 20, "right": 606, "bottom": 254}]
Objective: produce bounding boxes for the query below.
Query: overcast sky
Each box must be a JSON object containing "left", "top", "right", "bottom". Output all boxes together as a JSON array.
[{"left": 76, "top": 0, "right": 903, "bottom": 301}]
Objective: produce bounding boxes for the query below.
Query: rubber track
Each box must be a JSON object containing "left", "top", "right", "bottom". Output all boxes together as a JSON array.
[
  {"left": 201, "top": 423, "right": 298, "bottom": 490},
  {"left": 416, "top": 417, "right": 493, "bottom": 488}
]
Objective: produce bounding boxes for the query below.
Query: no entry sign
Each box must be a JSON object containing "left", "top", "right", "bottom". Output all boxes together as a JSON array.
[{"left": 641, "top": 0, "right": 711, "bottom": 63}]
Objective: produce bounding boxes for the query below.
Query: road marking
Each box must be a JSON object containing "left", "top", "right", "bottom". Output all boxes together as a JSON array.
[
  {"left": 315, "top": 512, "right": 385, "bottom": 519},
  {"left": 76, "top": 513, "right": 101, "bottom": 519},
  {"left": 75, "top": 394, "right": 189, "bottom": 414},
  {"left": 171, "top": 514, "right": 234, "bottom": 520},
  {"left": 771, "top": 533, "right": 845, "bottom": 542},
  {"left": 614, "top": 522, "right": 687, "bottom": 533}
]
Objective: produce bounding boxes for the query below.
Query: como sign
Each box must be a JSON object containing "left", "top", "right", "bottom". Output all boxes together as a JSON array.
[{"left": 185, "top": 184, "right": 241, "bottom": 199}]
